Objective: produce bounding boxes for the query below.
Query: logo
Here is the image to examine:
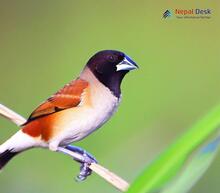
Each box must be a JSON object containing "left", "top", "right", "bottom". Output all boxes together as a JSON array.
[
  {"left": 163, "top": 10, "right": 172, "bottom": 18},
  {"left": 163, "top": 8, "right": 212, "bottom": 19}
]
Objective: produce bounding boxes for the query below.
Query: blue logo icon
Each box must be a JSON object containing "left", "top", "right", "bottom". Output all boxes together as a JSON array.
[{"left": 163, "top": 10, "right": 172, "bottom": 18}]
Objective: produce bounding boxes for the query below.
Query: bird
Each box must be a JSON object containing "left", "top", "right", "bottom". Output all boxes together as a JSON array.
[{"left": 0, "top": 50, "right": 138, "bottom": 176}]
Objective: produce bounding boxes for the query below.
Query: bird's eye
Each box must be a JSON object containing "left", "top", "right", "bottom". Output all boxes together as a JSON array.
[{"left": 107, "top": 55, "right": 115, "bottom": 62}]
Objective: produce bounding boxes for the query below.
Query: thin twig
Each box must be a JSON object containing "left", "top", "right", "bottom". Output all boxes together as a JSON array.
[
  {"left": 0, "top": 103, "right": 129, "bottom": 192},
  {"left": 0, "top": 104, "right": 26, "bottom": 125}
]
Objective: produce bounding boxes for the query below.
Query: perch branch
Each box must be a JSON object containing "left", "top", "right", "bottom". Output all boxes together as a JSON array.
[{"left": 0, "top": 104, "right": 129, "bottom": 192}]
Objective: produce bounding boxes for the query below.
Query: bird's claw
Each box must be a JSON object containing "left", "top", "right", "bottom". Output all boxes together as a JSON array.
[
  {"left": 76, "top": 162, "right": 92, "bottom": 181},
  {"left": 65, "top": 145, "right": 98, "bottom": 181},
  {"left": 75, "top": 150, "right": 98, "bottom": 181}
]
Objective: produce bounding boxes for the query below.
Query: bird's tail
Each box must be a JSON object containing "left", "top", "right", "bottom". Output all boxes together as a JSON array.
[
  {"left": 0, "top": 130, "right": 37, "bottom": 170},
  {"left": 0, "top": 150, "right": 18, "bottom": 170}
]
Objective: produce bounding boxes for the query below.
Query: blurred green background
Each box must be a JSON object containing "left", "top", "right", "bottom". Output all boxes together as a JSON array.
[{"left": 0, "top": 1, "right": 219, "bottom": 193}]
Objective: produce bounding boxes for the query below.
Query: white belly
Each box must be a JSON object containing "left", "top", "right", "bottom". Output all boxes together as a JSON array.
[
  {"left": 75, "top": 97, "right": 119, "bottom": 141},
  {"left": 58, "top": 95, "right": 120, "bottom": 146},
  {"left": 53, "top": 71, "right": 121, "bottom": 146}
]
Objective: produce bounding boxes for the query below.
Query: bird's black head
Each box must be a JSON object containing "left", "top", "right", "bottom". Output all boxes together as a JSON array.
[{"left": 86, "top": 50, "right": 138, "bottom": 98}]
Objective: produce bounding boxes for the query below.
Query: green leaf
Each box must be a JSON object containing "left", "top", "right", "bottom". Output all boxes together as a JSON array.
[
  {"left": 161, "top": 136, "right": 220, "bottom": 193},
  {"left": 127, "top": 104, "right": 220, "bottom": 193}
]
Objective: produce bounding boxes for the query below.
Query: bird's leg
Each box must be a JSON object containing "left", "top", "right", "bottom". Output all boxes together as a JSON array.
[
  {"left": 57, "top": 145, "right": 98, "bottom": 181},
  {"left": 66, "top": 145, "right": 98, "bottom": 181},
  {"left": 65, "top": 145, "right": 98, "bottom": 164}
]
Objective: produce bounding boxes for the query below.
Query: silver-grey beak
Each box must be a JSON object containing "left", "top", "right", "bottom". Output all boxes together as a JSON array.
[{"left": 116, "top": 55, "right": 139, "bottom": 71}]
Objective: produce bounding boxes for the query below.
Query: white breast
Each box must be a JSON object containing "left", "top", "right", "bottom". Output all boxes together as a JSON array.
[
  {"left": 80, "top": 81, "right": 120, "bottom": 138},
  {"left": 56, "top": 68, "right": 121, "bottom": 145}
]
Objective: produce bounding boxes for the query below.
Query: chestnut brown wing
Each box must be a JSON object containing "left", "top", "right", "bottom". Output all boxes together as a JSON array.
[{"left": 25, "top": 78, "right": 89, "bottom": 123}]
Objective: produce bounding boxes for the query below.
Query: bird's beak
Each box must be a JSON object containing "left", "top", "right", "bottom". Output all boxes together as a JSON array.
[{"left": 116, "top": 55, "right": 139, "bottom": 71}]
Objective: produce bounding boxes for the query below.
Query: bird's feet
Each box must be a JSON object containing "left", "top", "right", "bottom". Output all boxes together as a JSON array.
[{"left": 65, "top": 145, "right": 98, "bottom": 181}]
